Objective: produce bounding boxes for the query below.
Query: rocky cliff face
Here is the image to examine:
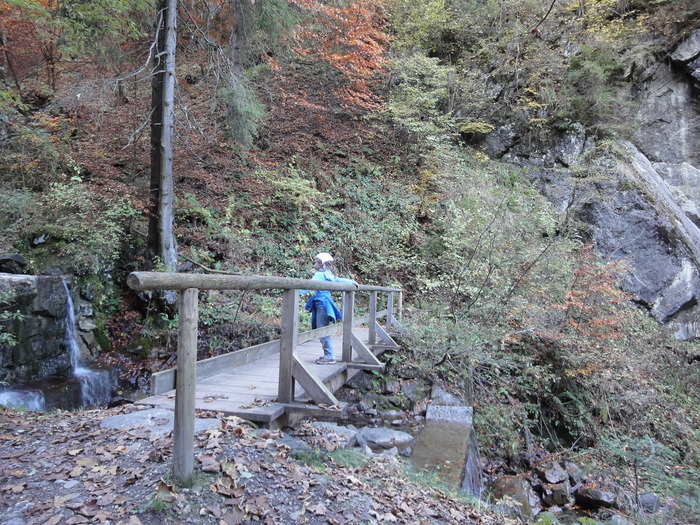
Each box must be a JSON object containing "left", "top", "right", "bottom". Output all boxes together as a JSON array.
[
  {"left": 0, "top": 274, "right": 97, "bottom": 383},
  {"left": 487, "top": 30, "right": 700, "bottom": 339}
]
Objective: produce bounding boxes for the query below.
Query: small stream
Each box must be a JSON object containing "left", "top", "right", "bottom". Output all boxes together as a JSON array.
[{"left": 0, "top": 280, "right": 116, "bottom": 411}]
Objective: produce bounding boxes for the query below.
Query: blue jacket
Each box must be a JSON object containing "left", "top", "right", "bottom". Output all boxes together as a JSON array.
[{"left": 300, "top": 270, "right": 356, "bottom": 322}]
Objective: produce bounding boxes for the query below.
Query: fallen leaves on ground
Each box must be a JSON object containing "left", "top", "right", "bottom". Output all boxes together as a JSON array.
[{"left": 0, "top": 406, "right": 516, "bottom": 524}]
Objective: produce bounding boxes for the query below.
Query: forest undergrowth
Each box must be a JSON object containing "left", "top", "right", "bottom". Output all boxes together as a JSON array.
[{"left": 1, "top": 0, "right": 700, "bottom": 523}]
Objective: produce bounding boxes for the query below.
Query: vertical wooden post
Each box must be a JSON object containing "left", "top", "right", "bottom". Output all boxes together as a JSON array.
[
  {"left": 368, "top": 291, "right": 377, "bottom": 345},
  {"left": 342, "top": 291, "right": 354, "bottom": 362},
  {"left": 173, "top": 288, "right": 198, "bottom": 481},
  {"left": 279, "top": 289, "right": 298, "bottom": 403},
  {"left": 387, "top": 292, "right": 395, "bottom": 332}
]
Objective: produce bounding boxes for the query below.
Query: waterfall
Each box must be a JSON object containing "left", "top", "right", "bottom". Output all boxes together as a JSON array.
[
  {"left": 462, "top": 432, "right": 484, "bottom": 497},
  {"left": 62, "top": 280, "right": 114, "bottom": 407}
]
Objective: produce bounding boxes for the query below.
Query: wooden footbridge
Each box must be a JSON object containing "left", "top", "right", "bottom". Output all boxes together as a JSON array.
[{"left": 127, "top": 271, "right": 403, "bottom": 479}]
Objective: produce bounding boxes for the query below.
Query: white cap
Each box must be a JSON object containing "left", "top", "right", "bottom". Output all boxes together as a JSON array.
[{"left": 315, "top": 252, "right": 334, "bottom": 264}]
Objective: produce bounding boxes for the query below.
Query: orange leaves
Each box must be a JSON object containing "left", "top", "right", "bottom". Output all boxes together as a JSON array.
[
  {"left": 294, "top": 0, "right": 389, "bottom": 110},
  {"left": 553, "top": 243, "right": 629, "bottom": 343}
]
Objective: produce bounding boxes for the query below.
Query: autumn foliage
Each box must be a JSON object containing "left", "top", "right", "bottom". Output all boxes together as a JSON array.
[{"left": 294, "top": 0, "right": 389, "bottom": 109}]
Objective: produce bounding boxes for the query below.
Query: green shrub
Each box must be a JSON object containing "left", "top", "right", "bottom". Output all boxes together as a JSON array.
[{"left": 17, "top": 178, "right": 136, "bottom": 274}]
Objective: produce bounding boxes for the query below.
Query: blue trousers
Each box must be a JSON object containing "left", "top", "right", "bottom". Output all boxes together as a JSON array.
[{"left": 310, "top": 302, "right": 334, "bottom": 359}]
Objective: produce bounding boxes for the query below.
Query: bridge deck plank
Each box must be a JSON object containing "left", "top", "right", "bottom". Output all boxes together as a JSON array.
[{"left": 136, "top": 327, "right": 371, "bottom": 422}]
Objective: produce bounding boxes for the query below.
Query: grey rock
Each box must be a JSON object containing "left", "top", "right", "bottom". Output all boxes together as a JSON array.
[
  {"left": 670, "top": 29, "right": 700, "bottom": 63},
  {"left": 554, "top": 123, "right": 586, "bottom": 167},
  {"left": 380, "top": 409, "right": 403, "bottom": 420},
  {"left": 400, "top": 379, "right": 431, "bottom": 404},
  {"left": 576, "top": 487, "right": 617, "bottom": 509},
  {"left": 78, "top": 318, "right": 96, "bottom": 332},
  {"left": 609, "top": 515, "right": 634, "bottom": 525},
  {"left": 380, "top": 447, "right": 399, "bottom": 458},
  {"left": 277, "top": 435, "right": 313, "bottom": 457},
  {"left": 489, "top": 475, "right": 543, "bottom": 518},
  {"left": 542, "top": 480, "right": 574, "bottom": 507},
  {"left": 99, "top": 408, "right": 220, "bottom": 439},
  {"left": 564, "top": 461, "right": 585, "bottom": 485},
  {"left": 383, "top": 380, "right": 401, "bottom": 394},
  {"left": 358, "top": 426, "right": 413, "bottom": 450},
  {"left": 639, "top": 492, "right": 660, "bottom": 513},
  {"left": 426, "top": 404, "right": 473, "bottom": 424},
  {"left": 0, "top": 254, "right": 27, "bottom": 274},
  {"left": 346, "top": 371, "right": 376, "bottom": 391},
  {"left": 538, "top": 462, "right": 569, "bottom": 484},
  {"left": 311, "top": 421, "right": 358, "bottom": 448},
  {"left": 430, "top": 386, "right": 463, "bottom": 406}
]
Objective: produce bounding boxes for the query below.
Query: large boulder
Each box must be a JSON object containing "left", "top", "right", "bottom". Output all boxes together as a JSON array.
[{"left": 0, "top": 275, "right": 70, "bottom": 383}]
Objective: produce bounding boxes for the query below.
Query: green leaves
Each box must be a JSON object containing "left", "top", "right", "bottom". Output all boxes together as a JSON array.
[{"left": 18, "top": 178, "right": 137, "bottom": 274}]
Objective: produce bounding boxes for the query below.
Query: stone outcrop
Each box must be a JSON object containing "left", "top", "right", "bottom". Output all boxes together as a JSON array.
[
  {"left": 0, "top": 274, "right": 100, "bottom": 384},
  {"left": 484, "top": 32, "right": 700, "bottom": 339}
]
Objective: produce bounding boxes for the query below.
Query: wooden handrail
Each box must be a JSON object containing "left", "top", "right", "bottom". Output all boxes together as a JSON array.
[{"left": 128, "top": 271, "right": 400, "bottom": 293}]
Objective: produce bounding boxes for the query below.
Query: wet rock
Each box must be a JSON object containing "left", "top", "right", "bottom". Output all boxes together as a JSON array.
[
  {"left": 0, "top": 275, "right": 69, "bottom": 383},
  {"left": 380, "top": 409, "right": 403, "bottom": 420}
]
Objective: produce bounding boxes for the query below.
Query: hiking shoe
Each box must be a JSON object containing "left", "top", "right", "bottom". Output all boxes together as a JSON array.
[{"left": 316, "top": 357, "right": 336, "bottom": 364}]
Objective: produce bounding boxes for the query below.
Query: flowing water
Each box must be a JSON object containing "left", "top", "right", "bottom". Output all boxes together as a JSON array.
[
  {"left": 0, "top": 281, "right": 115, "bottom": 412},
  {"left": 0, "top": 389, "right": 46, "bottom": 411},
  {"left": 62, "top": 281, "right": 114, "bottom": 407}
]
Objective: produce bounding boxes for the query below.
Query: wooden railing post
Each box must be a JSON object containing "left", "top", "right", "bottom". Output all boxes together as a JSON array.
[
  {"left": 342, "top": 291, "right": 354, "bottom": 362},
  {"left": 173, "top": 288, "right": 198, "bottom": 481},
  {"left": 387, "top": 291, "right": 395, "bottom": 331},
  {"left": 368, "top": 291, "right": 377, "bottom": 345},
  {"left": 278, "top": 289, "right": 298, "bottom": 403}
]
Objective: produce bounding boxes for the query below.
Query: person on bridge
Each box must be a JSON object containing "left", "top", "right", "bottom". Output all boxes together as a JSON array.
[{"left": 300, "top": 252, "right": 356, "bottom": 364}]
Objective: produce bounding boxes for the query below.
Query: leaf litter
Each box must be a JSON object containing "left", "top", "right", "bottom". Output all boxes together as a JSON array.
[{"left": 0, "top": 405, "right": 516, "bottom": 524}]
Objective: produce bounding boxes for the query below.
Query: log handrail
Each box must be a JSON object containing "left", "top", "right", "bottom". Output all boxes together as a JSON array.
[
  {"left": 127, "top": 271, "right": 401, "bottom": 293},
  {"left": 127, "top": 270, "right": 403, "bottom": 481}
]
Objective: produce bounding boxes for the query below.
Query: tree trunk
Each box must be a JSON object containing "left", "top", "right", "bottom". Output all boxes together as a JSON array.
[{"left": 148, "top": 0, "right": 178, "bottom": 281}]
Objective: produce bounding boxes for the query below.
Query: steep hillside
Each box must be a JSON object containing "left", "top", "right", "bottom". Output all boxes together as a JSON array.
[{"left": 1, "top": 0, "right": 700, "bottom": 523}]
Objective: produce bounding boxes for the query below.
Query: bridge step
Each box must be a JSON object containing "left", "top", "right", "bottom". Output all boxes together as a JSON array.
[{"left": 346, "top": 362, "right": 385, "bottom": 371}]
